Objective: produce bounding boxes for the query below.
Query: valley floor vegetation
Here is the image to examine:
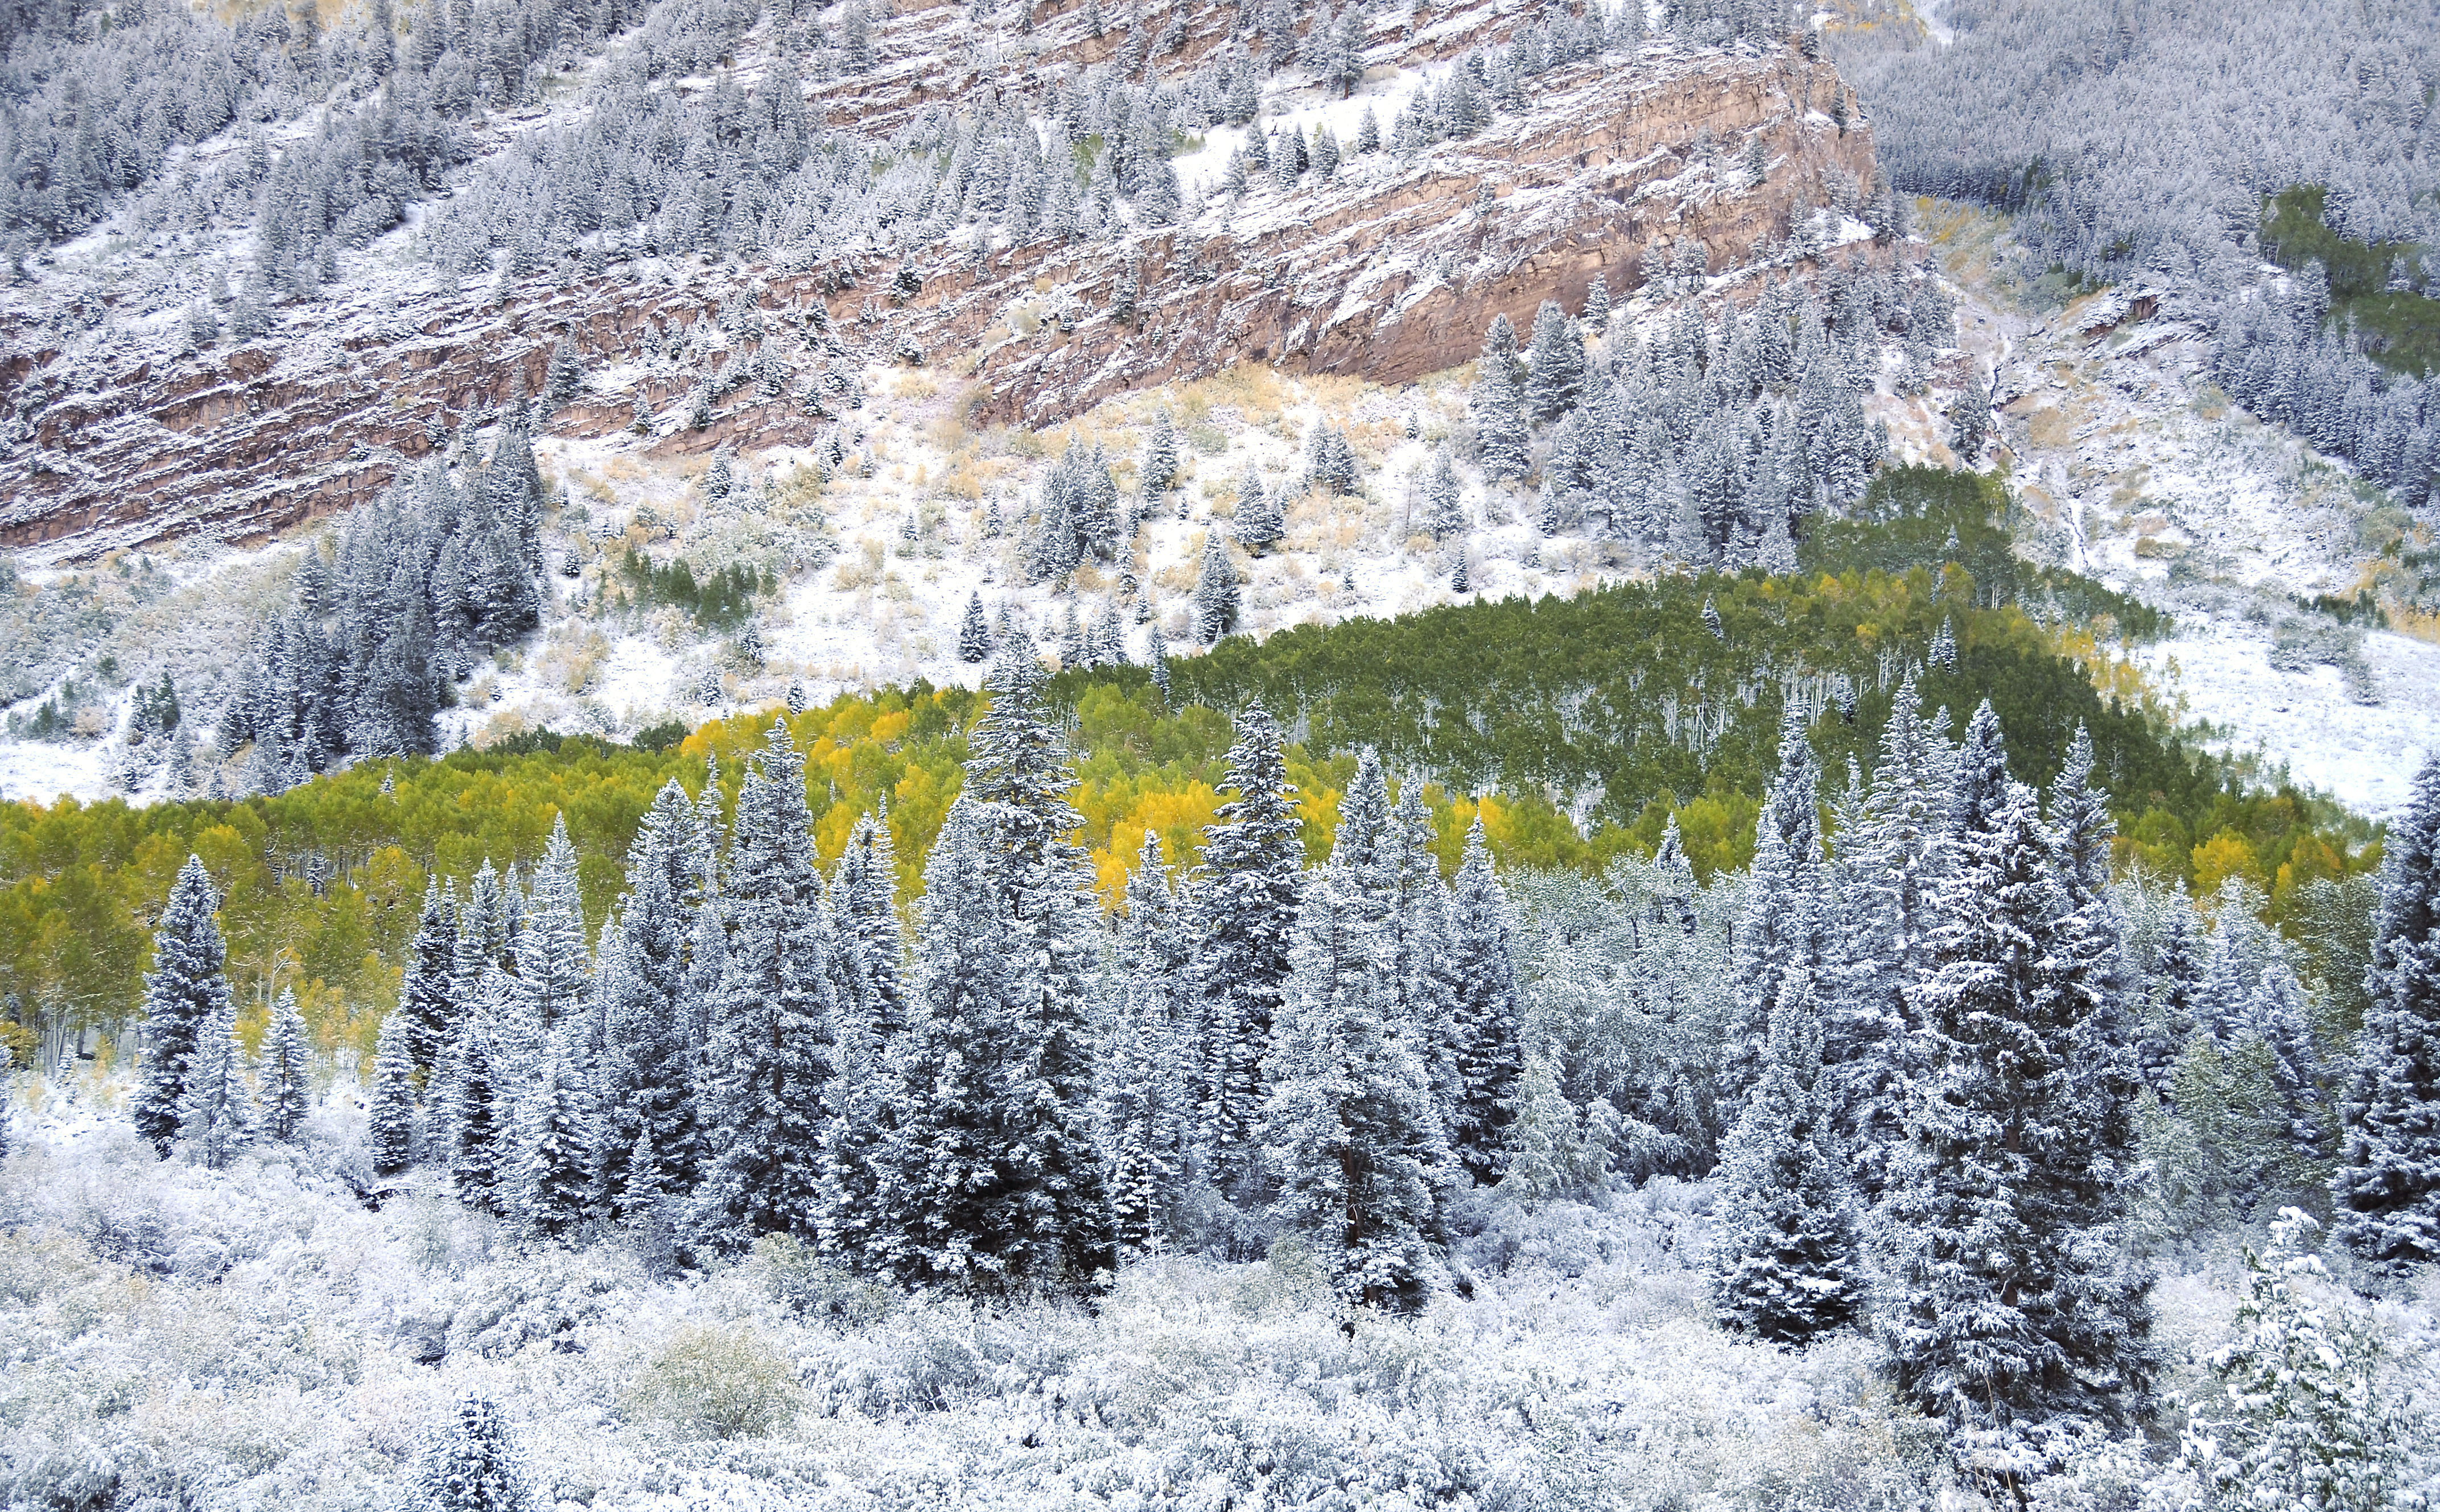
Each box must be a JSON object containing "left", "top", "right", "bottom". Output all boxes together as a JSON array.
[{"left": 3, "top": 495, "right": 2437, "bottom": 1505}]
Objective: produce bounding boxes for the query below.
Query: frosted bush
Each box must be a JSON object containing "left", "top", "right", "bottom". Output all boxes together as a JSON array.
[{"left": 625, "top": 1322, "right": 803, "bottom": 1440}]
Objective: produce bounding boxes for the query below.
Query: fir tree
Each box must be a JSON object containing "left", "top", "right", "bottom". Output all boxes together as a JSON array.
[
  {"left": 1445, "top": 816, "right": 1522, "bottom": 1184},
  {"left": 516, "top": 816, "right": 590, "bottom": 1036},
  {"left": 178, "top": 995, "right": 253, "bottom": 1171},
  {"left": 1949, "top": 367, "right": 1990, "bottom": 461},
  {"left": 1878, "top": 777, "right": 2154, "bottom": 1475},
  {"left": 1143, "top": 410, "right": 1180, "bottom": 493},
  {"left": 367, "top": 1006, "right": 419, "bottom": 1178},
  {"left": 135, "top": 856, "right": 236, "bottom": 1157},
  {"left": 444, "top": 979, "right": 508, "bottom": 1209},
  {"left": 1524, "top": 299, "right": 1586, "bottom": 419},
  {"left": 1260, "top": 854, "right": 1450, "bottom": 1312},
  {"left": 1192, "top": 703, "right": 1307, "bottom": 1192},
  {"left": 592, "top": 781, "right": 703, "bottom": 1213},
  {"left": 2332, "top": 753, "right": 2440, "bottom": 1270},
  {"left": 1708, "top": 968, "right": 1861, "bottom": 1342},
  {"left": 952, "top": 636, "right": 1111, "bottom": 1285},
  {"left": 514, "top": 1039, "right": 592, "bottom": 1239},
  {"left": 818, "top": 809, "right": 912, "bottom": 1264},
  {"left": 1423, "top": 448, "right": 1466, "bottom": 540},
  {"left": 259, "top": 986, "right": 311, "bottom": 1142},
  {"left": 1235, "top": 468, "right": 1284, "bottom": 552},
  {"left": 420, "top": 1395, "right": 535, "bottom": 1512},
  {"left": 1192, "top": 535, "right": 1241, "bottom": 643},
  {"left": 398, "top": 877, "right": 459, "bottom": 1079},
  {"left": 2184, "top": 1209, "right": 2418, "bottom": 1512},
  {"left": 958, "top": 592, "right": 994, "bottom": 663},
  {"left": 696, "top": 721, "right": 836, "bottom": 1246},
  {"left": 1472, "top": 314, "right": 1531, "bottom": 480}
]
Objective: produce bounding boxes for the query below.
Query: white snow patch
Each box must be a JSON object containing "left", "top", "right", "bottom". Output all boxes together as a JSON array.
[{"left": 2134, "top": 624, "right": 2440, "bottom": 819}]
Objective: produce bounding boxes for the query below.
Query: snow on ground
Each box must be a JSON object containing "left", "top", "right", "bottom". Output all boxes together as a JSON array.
[
  {"left": 0, "top": 1082, "right": 1952, "bottom": 1511},
  {"left": 2134, "top": 624, "right": 2440, "bottom": 819},
  {"left": 1926, "top": 200, "right": 2440, "bottom": 821}
]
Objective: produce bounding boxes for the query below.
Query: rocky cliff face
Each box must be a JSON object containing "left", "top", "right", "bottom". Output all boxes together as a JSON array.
[{"left": 0, "top": 40, "right": 1879, "bottom": 561}]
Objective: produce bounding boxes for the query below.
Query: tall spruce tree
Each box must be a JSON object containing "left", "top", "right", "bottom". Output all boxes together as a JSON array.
[
  {"left": 818, "top": 809, "right": 912, "bottom": 1263},
  {"left": 2333, "top": 753, "right": 2440, "bottom": 1270},
  {"left": 443, "top": 976, "right": 509, "bottom": 1209},
  {"left": 696, "top": 721, "right": 836, "bottom": 1246},
  {"left": 514, "top": 1037, "right": 593, "bottom": 1239},
  {"left": 398, "top": 878, "right": 460, "bottom": 1078},
  {"left": 1191, "top": 703, "right": 1307, "bottom": 1192},
  {"left": 1192, "top": 535, "right": 1242, "bottom": 642},
  {"left": 1708, "top": 966, "right": 1860, "bottom": 1342},
  {"left": 178, "top": 995, "right": 253, "bottom": 1171},
  {"left": 1259, "top": 853, "right": 1450, "bottom": 1312},
  {"left": 259, "top": 986, "right": 311, "bottom": 1142},
  {"left": 516, "top": 816, "right": 591, "bottom": 1036},
  {"left": 135, "top": 856, "right": 237, "bottom": 1157},
  {"left": 1825, "top": 671, "right": 1949, "bottom": 1197},
  {"left": 1473, "top": 313, "right": 1531, "bottom": 479},
  {"left": 592, "top": 781, "right": 702, "bottom": 1213},
  {"left": 1726, "top": 708, "right": 1826, "bottom": 1121},
  {"left": 1445, "top": 816, "right": 1522, "bottom": 1184},
  {"left": 367, "top": 1006, "right": 419, "bottom": 1177},
  {"left": 1878, "top": 776, "right": 2154, "bottom": 1477},
  {"left": 951, "top": 634, "right": 1111, "bottom": 1284},
  {"left": 870, "top": 796, "right": 1023, "bottom": 1287}
]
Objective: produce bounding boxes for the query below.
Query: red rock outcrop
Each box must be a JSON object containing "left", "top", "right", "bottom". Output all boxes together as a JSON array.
[{"left": 0, "top": 42, "right": 1881, "bottom": 560}]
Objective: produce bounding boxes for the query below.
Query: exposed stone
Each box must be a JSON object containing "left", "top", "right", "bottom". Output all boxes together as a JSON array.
[{"left": 0, "top": 44, "right": 1881, "bottom": 561}]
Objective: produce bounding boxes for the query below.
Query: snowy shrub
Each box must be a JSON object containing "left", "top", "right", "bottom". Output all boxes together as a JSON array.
[
  {"left": 625, "top": 1322, "right": 803, "bottom": 1440},
  {"left": 445, "top": 1249, "right": 630, "bottom": 1359}
]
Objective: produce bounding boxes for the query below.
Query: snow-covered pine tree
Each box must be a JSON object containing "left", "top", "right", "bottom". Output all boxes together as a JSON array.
[
  {"left": 1445, "top": 816, "right": 1522, "bottom": 1184},
  {"left": 1192, "top": 535, "right": 1241, "bottom": 643},
  {"left": 958, "top": 591, "right": 994, "bottom": 662},
  {"left": 178, "top": 994, "right": 253, "bottom": 1171},
  {"left": 1143, "top": 411, "right": 1179, "bottom": 493},
  {"left": 516, "top": 816, "right": 590, "bottom": 1036},
  {"left": 818, "top": 809, "right": 912, "bottom": 1264},
  {"left": 1708, "top": 966, "right": 1860, "bottom": 1342},
  {"left": 2183, "top": 1208, "right": 2418, "bottom": 1512},
  {"left": 869, "top": 796, "right": 1019, "bottom": 1287},
  {"left": 695, "top": 721, "right": 836, "bottom": 1247},
  {"left": 1949, "top": 366, "right": 1990, "bottom": 461},
  {"left": 135, "top": 855, "right": 237, "bottom": 1157},
  {"left": 592, "top": 780, "right": 702, "bottom": 1213},
  {"left": 367, "top": 1006, "right": 419, "bottom": 1178},
  {"left": 950, "top": 634, "right": 1111, "bottom": 1284},
  {"left": 2046, "top": 722, "right": 2150, "bottom": 1237},
  {"left": 1103, "top": 947, "right": 1182, "bottom": 1258},
  {"left": 1108, "top": 828, "right": 1193, "bottom": 1228},
  {"left": 1191, "top": 703, "right": 1308, "bottom": 1192},
  {"left": 2332, "top": 753, "right": 2440, "bottom": 1270},
  {"left": 1473, "top": 313, "right": 1531, "bottom": 479},
  {"left": 398, "top": 877, "right": 459, "bottom": 1079},
  {"left": 1879, "top": 776, "right": 2154, "bottom": 1475},
  {"left": 1260, "top": 851, "right": 1450, "bottom": 1312},
  {"left": 447, "top": 965, "right": 520, "bottom": 1210},
  {"left": 1825, "top": 670, "right": 1949, "bottom": 1196},
  {"left": 259, "top": 986, "right": 311, "bottom": 1142},
  {"left": 420, "top": 1394, "right": 535, "bottom": 1512},
  {"left": 1235, "top": 467, "right": 1284, "bottom": 552},
  {"left": 1725, "top": 707, "right": 1825, "bottom": 1122},
  {"left": 1524, "top": 299, "right": 1585, "bottom": 419},
  {"left": 514, "top": 1038, "right": 592, "bottom": 1239},
  {"left": 1423, "top": 448, "right": 1465, "bottom": 540}
]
